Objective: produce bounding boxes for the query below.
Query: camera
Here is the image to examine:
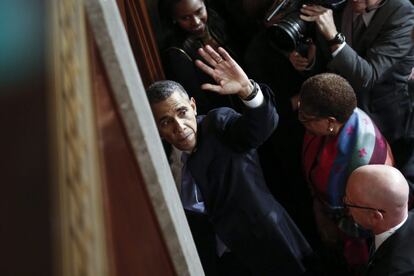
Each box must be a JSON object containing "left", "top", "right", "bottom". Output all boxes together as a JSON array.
[{"left": 265, "top": 0, "right": 345, "bottom": 53}]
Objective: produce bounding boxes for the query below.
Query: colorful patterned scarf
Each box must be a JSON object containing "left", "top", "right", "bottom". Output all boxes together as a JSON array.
[{"left": 302, "top": 108, "right": 394, "bottom": 209}]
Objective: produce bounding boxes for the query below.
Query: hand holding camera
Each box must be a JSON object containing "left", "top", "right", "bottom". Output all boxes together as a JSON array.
[
  {"left": 266, "top": 0, "right": 345, "bottom": 52},
  {"left": 288, "top": 41, "right": 316, "bottom": 71},
  {"left": 299, "top": 4, "right": 338, "bottom": 41}
]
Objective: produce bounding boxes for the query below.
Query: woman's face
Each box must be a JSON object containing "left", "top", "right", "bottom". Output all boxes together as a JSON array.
[
  {"left": 299, "top": 114, "right": 329, "bottom": 136},
  {"left": 173, "top": 0, "right": 208, "bottom": 37},
  {"left": 298, "top": 101, "right": 333, "bottom": 136}
]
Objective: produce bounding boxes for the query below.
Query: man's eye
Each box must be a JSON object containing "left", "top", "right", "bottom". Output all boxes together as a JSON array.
[{"left": 160, "top": 120, "right": 169, "bottom": 127}]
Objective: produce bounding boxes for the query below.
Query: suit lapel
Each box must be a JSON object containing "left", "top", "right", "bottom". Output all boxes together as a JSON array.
[
  {"left": 367, "top": 212, "right": 414, "bottom": 274},
  {"left": 352, "top": 7, "right": 387, "bottom": 53}
]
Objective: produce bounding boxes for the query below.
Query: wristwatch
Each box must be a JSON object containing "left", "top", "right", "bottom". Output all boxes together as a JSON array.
[
  {"left": 243, "top": 80, "right": 259, "bottom": 101},
  {"left": 328, "top": 33, "right": 345, "bottom": 46}
]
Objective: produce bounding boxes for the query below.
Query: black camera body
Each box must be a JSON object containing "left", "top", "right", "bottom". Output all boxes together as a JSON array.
[{"left": 265, "top": 0, "right": 345, "bottom": 53}]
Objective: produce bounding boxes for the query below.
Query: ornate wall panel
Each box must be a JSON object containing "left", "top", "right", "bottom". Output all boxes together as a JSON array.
[{"left": 49, "top": 0, "right": 109, "bottom": 275}]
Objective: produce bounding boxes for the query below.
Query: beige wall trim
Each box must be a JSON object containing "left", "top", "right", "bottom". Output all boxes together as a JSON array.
[
  {"left": 84, "top": 1, "right": 204, "bottom": 275},
  {"left": 49, "top": 0, "right": 109, "bottom": 275}
]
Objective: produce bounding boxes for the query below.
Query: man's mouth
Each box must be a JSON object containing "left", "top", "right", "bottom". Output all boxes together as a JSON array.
[{"left": 178, "top": 132, "right": 194, "bottom": 143}]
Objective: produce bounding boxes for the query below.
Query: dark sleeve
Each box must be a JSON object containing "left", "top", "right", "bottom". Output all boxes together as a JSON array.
[
  {"left": 163, "top": 47, "right": 238, "bottom": 114},
  {"left": 209, "top": 84, "right": 279, "bottom": 152}
]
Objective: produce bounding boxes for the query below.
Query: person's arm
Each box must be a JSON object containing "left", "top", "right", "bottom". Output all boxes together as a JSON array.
[
  {"left": 195, "top": 45, "right": 279, "bottom": 151},
  {"left": 329, "top": 5, "right": 414, "bottom": 92},
  {"left": 300, "top": 2, "right": 414, "bottom": 92}
]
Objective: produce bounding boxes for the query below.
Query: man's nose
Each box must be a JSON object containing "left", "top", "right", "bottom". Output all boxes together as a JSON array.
[{"left": 174, "top": 120, "right": 186, "bottom": 134}]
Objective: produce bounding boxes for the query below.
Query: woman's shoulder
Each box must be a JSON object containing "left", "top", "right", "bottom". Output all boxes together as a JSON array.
[
  {"left": 162, "top": 34, "right": 203, "bottom": 61},
  {"left": 164, "top": 46, "right": 193, "bottom": 62}
]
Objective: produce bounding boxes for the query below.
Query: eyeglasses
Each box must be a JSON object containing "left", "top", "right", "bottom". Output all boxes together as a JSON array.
[
  {"left": 343, "top": 197, "right": 386, "bottom": 213},
  {"left": 298, "top": 110, "right": 321, "bottom": 123},
  {"left": 297, "top": 100, "right": 321, "bottom": 123}
]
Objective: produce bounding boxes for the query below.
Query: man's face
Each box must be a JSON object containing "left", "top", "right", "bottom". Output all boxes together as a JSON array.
[
  {"left": 346, "top": 198, "right": 369, "bottom": 229},
  {"left": 350, "top": 0, "right": 381, "bottom": 14},
  {"left": 151, "top": 91, "right": 198, "bottom": 152},
  {"left": 344, "top": 189, "right": 373, "bottom": 230}
]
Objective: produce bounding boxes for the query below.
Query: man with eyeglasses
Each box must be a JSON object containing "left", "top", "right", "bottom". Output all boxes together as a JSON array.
[{"left": 345, "top": 164, "right": 414, "bottom": 275}]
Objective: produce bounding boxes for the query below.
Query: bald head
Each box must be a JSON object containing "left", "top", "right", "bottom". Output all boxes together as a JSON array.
[
  {"left": 348, "top": 165, "right": 408, "bottom": 208},
  {"left": 346, "top": 165, "right": 409, "bottom": 232}
]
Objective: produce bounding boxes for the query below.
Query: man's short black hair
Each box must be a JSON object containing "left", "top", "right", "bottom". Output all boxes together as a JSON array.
[{"left": 146, "top": 80, "right": 189, "bottom": 105}]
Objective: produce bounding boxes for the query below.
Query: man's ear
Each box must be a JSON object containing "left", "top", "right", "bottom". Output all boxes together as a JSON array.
[
  {"left": 369, "top": 210, "right": 384, "bottom": 227},
  {"left": 190, "top": 97, "right": 197, "bottom": 115}
]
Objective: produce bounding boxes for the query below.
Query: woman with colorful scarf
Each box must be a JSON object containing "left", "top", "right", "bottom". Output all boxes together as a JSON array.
[{"left": 299, "top": 73, "right": 394, "bottom": 275}]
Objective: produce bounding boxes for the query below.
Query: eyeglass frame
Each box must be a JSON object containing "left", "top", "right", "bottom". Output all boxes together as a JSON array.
[
  {"left": 297, "top": 100, "right": 323, "bottom": 124},
  {"left": 342, "top": 197, "right": 386, "bottom": 214}
]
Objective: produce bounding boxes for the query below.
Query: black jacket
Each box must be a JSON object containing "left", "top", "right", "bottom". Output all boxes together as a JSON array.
[
  {"left": 186, "top": 85, "right": 313, "bottom": 275},
  {"left": 367, "top": 211, "right": 414, "bottom": 276}
]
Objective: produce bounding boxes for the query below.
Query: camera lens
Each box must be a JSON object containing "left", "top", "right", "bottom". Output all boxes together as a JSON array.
[{"left": 267, "top": 13, "right": 307, "bottom": 52}]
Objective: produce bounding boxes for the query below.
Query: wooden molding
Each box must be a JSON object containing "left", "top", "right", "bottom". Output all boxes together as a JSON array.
[
  {"left": 124, "top": 0, "right": 165, "bottom": 87},
  {"left": 49, "top": 0, "right": 109, "bottom": 275}
]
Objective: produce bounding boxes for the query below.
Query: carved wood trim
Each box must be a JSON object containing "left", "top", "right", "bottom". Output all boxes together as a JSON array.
[{"left": 49, "top": 0, "right": 109, "bottom": 275}]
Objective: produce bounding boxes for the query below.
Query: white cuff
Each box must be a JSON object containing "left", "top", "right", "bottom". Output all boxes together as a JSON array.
[
  {"left": 332, "top": 42, "right": 346, "bottom": 58},
  {"left": 242, "top": 86, "right": 264, "bottom": 108}
]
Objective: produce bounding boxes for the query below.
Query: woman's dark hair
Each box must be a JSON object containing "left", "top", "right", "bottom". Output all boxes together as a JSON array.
[{"left": 299, "top": 73, "right": 357, "bottom": 123}]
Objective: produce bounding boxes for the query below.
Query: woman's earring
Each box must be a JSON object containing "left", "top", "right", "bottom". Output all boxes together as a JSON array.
[{"left": 329, "top": 126, "right": 334, "bottom": 133}]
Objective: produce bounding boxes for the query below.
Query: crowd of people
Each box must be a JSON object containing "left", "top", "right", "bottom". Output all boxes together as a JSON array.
[{"left": 146, "top": 0, "right": 414, "bottom": 274}]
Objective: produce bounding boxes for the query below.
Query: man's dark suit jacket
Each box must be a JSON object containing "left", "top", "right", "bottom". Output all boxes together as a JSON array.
[
  {"left": 185, "top": 85, "right": 313, "bottom": 275},
  {"left": 366, "top": 211, "right": 414, "bottom": 276},
  {"left": 313, "top": 0, "right": 414, "bottom": 143}
]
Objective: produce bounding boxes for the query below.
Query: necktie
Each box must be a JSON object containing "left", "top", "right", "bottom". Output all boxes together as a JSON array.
[
  {"left": 352, "top": 14, "right": 366, "bottom": 45},
  {"left": 180, "top": 152, "right": 206, "bottom": 213}
]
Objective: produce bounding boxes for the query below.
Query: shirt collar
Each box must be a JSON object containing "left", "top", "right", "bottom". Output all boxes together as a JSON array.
[
  {"left": 353, "top": 9, "right": 377, "bottom": 27},
  {"left": 375, "top": 214, "right": 408, "bottom": 250}
]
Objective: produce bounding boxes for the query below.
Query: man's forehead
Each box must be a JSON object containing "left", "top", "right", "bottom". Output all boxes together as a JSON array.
[
  {"left": 163, "top": 91, "right": 189, "bottom": 108},
  {"left": 152, "top": 92, "right": 189, "bottom": 116}
]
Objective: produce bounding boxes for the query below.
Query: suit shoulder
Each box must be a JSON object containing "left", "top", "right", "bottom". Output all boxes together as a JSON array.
[
  {"left": 198, "top": 107, "right": 241, "bottom": 138},
  {"left": 388, "top": 0, "right": 414, "bottom": 12},
  {"left": 204, "top": 107, "right": 240, "bottom": 128}
]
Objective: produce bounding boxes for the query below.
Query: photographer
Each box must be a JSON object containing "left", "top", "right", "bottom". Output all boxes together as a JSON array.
[{"left": 289, "top": 0, "right": 414, "bottom": 208}]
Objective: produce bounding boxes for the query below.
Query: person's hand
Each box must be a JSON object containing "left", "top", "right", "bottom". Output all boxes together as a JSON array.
[
  {"left": 288, "top": 43, "right": 316, "bottom": 71},
  {"left": 290, "top": 94, "right": 300, "bottom": 111},
  {"left": 195, "top": 45, "right": 253, "bottom": 100},
  {"left": 300, "top": 4, "right": 337, "bottom": 41}
]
